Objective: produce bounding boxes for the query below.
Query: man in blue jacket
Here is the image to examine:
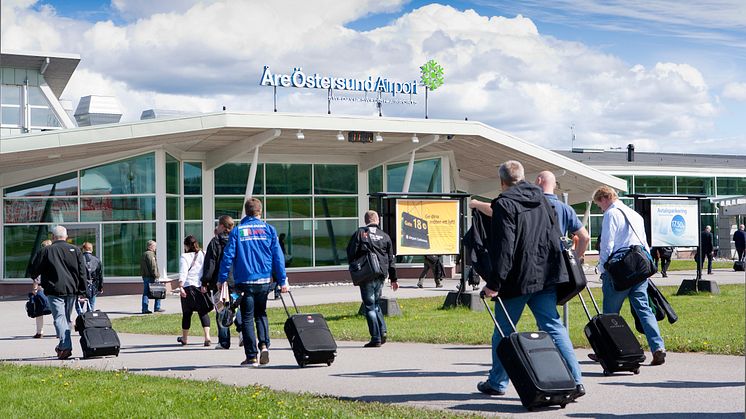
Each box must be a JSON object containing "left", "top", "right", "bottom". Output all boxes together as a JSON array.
[{"left": 218, "top": 198, "right": 288, "bottom": 367}]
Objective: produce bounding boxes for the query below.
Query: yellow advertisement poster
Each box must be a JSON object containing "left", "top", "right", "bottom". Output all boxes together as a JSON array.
[{"left": 395, "top": 199, "right": 460, "bottom": 255}]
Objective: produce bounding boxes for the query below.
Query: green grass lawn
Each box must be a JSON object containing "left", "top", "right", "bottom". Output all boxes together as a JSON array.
[
  {"left": 0, "top": 363, "right": 477, "bottom": 418},
  {"left": 665, "top": 259, "right": 733, "bottom": 271},
  {"left": 114, "top": 285, "right": 745, "bottom": 356}
]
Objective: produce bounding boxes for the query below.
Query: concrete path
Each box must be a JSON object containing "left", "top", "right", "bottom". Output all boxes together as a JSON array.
[{"left": 2, "top": 270, "right": 744, "bottom": 418}]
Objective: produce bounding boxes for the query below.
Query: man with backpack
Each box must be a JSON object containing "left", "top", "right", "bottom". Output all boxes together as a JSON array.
[
  {"left": 346, "top": 210, "right": 398, "bottom": 348},
  {"left": 202, "top": 215, "right": 236, "bottom": 350},
  {"left": 76, "top": 242, "right": 102, "bottom": 314}
]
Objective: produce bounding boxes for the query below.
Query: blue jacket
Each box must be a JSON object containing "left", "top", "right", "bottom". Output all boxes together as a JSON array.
[{"left": 218, "top": 216, "right": 287, "bottom": 286}]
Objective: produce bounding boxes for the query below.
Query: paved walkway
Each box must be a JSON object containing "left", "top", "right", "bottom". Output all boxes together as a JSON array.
[{"left": 2, "top": 269, "right": 744, "bottom": 418}]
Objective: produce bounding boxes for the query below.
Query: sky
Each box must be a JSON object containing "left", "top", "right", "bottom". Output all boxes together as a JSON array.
[{"left": 2, "top": 0, "right": 745, "bottom": 154}]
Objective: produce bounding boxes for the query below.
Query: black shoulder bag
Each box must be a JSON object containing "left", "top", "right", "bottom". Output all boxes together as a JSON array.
[
  {"left": 348, "top": 228, "right": 384, "bottom": 286},
  {"left": 605, "top": 209, "right": 657, "bottom": 291},
  {"left": 540, "top": 197, "right": 587, "bottom": 305}
]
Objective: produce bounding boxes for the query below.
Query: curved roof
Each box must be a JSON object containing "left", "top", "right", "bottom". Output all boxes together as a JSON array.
[{"left": 0, "top": 112, "right": 626, "bottom": 204}]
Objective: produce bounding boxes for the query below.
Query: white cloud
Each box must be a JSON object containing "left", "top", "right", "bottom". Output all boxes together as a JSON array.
[
  {"left": 0, "top": 1, "right": 733, "bottom": 153},
  {"left": 722, "top": 82, "right": 746, "bottom": 101}
]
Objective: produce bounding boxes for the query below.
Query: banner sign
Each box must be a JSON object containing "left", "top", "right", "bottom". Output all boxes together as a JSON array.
[
  {"left": 650, "top": 199, "right": 699, "bottom": 247},
  {"left": 395, "top": 199, "right": 459, "bottom": 255}
]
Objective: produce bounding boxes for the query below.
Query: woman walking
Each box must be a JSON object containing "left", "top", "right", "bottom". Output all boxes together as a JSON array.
[{"left": 177, "top": 235, "right": 211, "bottom": 346}]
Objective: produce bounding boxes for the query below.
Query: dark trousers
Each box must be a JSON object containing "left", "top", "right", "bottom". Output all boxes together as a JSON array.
[
  {"left": 737, "top": 248, "right": 745, "bottom": 262},
  {"left": 180, "top": 286, "right": 211, "bottom": 330},
  {"left": 696, "top": 252, "right": 713, "bottom": 274},
  {"left": 236, "top": 282, "right": 271, "bottom": 360},
  {"left": 654, "top": 257, "right": 671, "bottom": 275}
]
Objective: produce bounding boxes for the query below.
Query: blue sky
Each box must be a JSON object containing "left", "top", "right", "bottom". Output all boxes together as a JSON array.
[{"left": 4, "top": 0, "right": 745, "bottom": 153}]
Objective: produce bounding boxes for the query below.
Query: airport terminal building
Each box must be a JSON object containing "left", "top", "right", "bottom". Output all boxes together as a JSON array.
[{"left": 0, "top": 50, "right": 631, "bottom": 295}]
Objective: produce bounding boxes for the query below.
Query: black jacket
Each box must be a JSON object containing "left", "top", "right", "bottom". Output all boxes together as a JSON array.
[
  {"left": 83, "top": 252, "right": 103, "bottom": 292},
  {"left": 201, "top": 232, "right": 231, "bottom": 292},
  {"left": 463, "top": 209, "right": 492, "bottom": 280},
  {"left": 346, "top": 224, "right": 398, "bottom": 282},
  {"left": 701, "top": 231, "right": 714, "bottom": 253},
  {"left": 733, "top": 230, "right": 746, "bottom": 250},
  {"left": 487, "top": 181, "right": 568, "bottom": 299},
  {"left": 28, "top": 240, "right": 87, "bottom": 297}
]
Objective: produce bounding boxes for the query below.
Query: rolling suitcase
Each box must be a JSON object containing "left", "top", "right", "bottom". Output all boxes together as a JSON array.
[
  {"left": 280, "top": 291, "right": 337, "bottom": 367},
  {"left": 80, "top": 327, "right": 121, "bottom": 358},
  {"left": 74, "top": 308, "right": 112, "bottom": 331},
  {"left": 481, "top": 294, "right": 577, "bottom": 411},
  {"left": 578, "top": 288, "right": 645, "bottom": 375},
  {"left": 734, "top": 254, "right": 745, "bottom": 272}
]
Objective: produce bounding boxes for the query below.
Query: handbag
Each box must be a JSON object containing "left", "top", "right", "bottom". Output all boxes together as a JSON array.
[
  {"left": 26, "top": 290, "right": 52, "bottom": 318},
  {"left": 190, "top": 287, "right": 214, "bottom": 315},
  {"left": 148, "top": 282, "right": 167, "bottom": 300},
  {"left": 605, "top": 208, "right": 657, "bottom": 291},
  {"left": 540, "top": 197, "right": 586, "bottom": 305},
  {"left": 348, "top": 229, "right": 384, "bottom": 286}
]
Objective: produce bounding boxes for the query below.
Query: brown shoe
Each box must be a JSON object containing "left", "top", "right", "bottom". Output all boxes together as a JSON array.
[
  {"left": 57, "top": 348, "right": 72, "bottom": 360},
  {"left": 651, "top": 349, "right": 666, "bottom": 366}
]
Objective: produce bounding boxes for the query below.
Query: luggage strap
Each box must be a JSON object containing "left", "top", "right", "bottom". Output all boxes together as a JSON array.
[
  {"left": 278, "top": 290, "right": 299, "bottom": 318},
  {"left": 479, "top": 292, "right": 517, "bottom": 338}
]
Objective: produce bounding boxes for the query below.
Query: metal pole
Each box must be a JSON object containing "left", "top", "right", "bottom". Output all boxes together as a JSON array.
[
  {"left": 273, "top": 86, "right": 277, "bottom": 112},
  {"left": 401, "top": 150, "right": 416, "bottom": 193},
  {"left": 562, "top": 192, "right": 570, "bottom": 329},
  {"left": 242, "top": 147, "right": 260, "bottom": 217}
]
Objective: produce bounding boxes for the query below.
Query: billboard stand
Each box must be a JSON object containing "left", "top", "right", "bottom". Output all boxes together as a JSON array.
[
  {"left": 630, "top": 194, "right": 720, "bottom": 295},
  {"left": 370, "top": 192, "right": 481, "bottom": 310}
]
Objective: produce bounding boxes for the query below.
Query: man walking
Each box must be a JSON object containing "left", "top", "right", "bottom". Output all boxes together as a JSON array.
[
  {"left": 28, "top": 226, "right": 87, "bottom": 360},
  {"left": 202, "top": 215, "right": 235, "bottom": 349},
  {"left": 219, "top": 198, "right": 288, "bottom": 367},
  {"left": 733, "top": 224, "right": 745, "bottom": 262},
  {"left": 140, "top": 240, "right": 163, "bottom": 314},
  {"left": 76, "top": 242, "right": 103, "bottom": 313},
  {"left": 593, "top": 185, "right": 666, "bottom": 366},
  {"left": 698, "top": 225, "right": 714, "bottom": 275},
  {"left": 471, "top": 161, "right": 584, "bottom": 399},
  {"left": 535, "top": 171, "right": 590, "bottom": 259},
  {"left": 346, "top": 210, "right": 398, "bottom": 348}
]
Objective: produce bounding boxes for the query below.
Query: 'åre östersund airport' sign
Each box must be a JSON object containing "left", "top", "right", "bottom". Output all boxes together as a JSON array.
[{"left": 260, "top": 66, "right": 418, "bottom": 104}]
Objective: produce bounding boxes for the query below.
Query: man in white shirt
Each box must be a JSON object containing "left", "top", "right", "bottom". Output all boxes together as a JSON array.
[{"left": 593, "top": 186, "right": 666, "bottom": 366}]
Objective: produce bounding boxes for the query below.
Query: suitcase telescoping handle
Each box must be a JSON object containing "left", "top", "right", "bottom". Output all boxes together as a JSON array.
[
  {"left": 577, "top": 285, "right": 602, "bottom": 322},
  {"left": 278, "top": 290, "right": 299, "bottom": 319},
  {"left": 479, "top": 291, "right": 517, "bottom": 338}
]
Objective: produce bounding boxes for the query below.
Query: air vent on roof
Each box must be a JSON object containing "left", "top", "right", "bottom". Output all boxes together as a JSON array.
[
  {"left": 74, "top": 96, "right": 122, "bottom": 126},
  {"left": 571, "top": 147, "right": 604, "bottom": 153}
]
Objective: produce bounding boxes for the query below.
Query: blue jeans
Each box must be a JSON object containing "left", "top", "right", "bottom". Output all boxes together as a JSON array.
[
  {"left": 48, "top": 295, "right": 76, "bottom": 351},
  {"left": 236, "top": 282, "right": 271, "bottom": 360},
  {"left": 217, "top": 305, "right": 241, "bottom": 348},
  {"left": 488, "top": 286, "right": 583, "bottom": 391},
  {"left": 141, "top": 277, "right": 162, "bottom": 312},
  {"left": 601, "top": 272, "right": 665, "bottom": 353},
  {"left": 359, "top": 279, "right": 387, "bottom": 343}
]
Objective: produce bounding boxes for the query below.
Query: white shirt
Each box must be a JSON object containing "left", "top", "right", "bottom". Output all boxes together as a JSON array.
[
  {"left": 598, "top": 200, "right": 649, "bottom": 274},
  {"left": 179, "top": 251, "right": 205, "bottom": 288}
]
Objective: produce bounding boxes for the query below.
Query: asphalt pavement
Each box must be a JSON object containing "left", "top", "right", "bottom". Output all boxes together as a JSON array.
[{"left": 1, "top": 269, "right": 744, "bottom": 418}]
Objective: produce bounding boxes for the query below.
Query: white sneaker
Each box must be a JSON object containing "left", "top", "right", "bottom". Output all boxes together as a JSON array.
[{"left": 259, "top": 347, "right": 269, "bottom": 365}]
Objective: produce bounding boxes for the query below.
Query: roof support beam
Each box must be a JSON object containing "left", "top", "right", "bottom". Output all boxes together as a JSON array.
[
  {"left": 359, "top": 135, "right": 439, "bottom": 172},
  {"left": 204, "top": 128, "right": 280, "bottom": 170}
]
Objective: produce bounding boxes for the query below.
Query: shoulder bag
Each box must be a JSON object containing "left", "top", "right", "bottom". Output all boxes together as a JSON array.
[
  {"left": 540, "top": 197, "right": 587, "bottom": 305},
  {"left": 605, "top": 208, "right": 657, "bottom": 291},
  {"left": 348, "top": 229, "right": 384, "bottom": 286}
]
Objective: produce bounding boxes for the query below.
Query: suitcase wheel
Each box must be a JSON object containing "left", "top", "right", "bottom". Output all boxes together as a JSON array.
[
  {"left": 633, "top": 367, "right": 640, "bottom": 374},
  {"left": 603, "top": 369, "right": 612, "bottom": 376},
  {"left": 560, "top": 404, "right": 567, "bottom": 409}
]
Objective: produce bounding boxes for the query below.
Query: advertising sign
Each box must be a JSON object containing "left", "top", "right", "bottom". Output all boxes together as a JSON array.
[
  {"left": 650, "top": 199, "right": 699, "bottom": 247},
  {"left": 395, "top": 199, "right": 459, "bottom": 255}
]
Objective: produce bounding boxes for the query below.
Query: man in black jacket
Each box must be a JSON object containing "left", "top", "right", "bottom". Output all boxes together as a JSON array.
[
  {"left": 28, "top": 225, "right": 87, "bottom": 360},
  {"left": 697, "top": 225, "right": 714, "bottom": 275},
  {"left": 733, "top": 224, "right": 745, "bottom": 262},
  {"left": 202, "top": 215, "right": 236, "bottom": 349},
  {"left": 470, "top": 161, "right": 584, "bottom": 399},
  {"left": 346, "top": 210, "right": 398, "bottom": 347}
]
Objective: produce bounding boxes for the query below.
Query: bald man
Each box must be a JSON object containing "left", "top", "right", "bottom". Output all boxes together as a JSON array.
[{"left": 535, "top": 171, "right": 590, "bottom": 260}]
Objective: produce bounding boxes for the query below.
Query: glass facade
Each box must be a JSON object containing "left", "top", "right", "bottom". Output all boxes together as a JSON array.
[{"left": 1, "top": 83, "right": 63, "bottom": 129}]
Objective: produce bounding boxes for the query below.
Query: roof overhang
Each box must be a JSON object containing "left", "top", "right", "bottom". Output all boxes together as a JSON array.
[
  {"left": 0, "top": 112, "right": 627, "bottom": 204},
  {"left": 0, "top": 50, "right": 81, "bottom": 97}
]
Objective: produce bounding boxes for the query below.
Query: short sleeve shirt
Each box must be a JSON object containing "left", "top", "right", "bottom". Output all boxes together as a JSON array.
[{"left": 545, "top": 194, "right": 583, "bottom": 236}]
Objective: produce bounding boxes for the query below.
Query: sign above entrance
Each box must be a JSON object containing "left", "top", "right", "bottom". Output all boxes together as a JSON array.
[{"left": 260, "top": 66, "right": 418, "bottom": 96}]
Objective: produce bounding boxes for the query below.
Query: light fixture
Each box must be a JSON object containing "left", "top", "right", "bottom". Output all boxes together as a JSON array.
[
  {"left": 411, "top": 134, "right": 419, "bottom": 144},
  {"left": 375, "top": 132, "right": 383, "bottom": 142},
  {"left": 296, "top": 129, "right": 305, "bottom": 140},
  {"left": 336, "top": 131, "right": 345, "bottom": 141}
]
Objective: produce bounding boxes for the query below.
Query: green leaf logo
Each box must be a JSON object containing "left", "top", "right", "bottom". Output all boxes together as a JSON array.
[{"left": 420, "top": 59, "right": 444, "bottom": 91}]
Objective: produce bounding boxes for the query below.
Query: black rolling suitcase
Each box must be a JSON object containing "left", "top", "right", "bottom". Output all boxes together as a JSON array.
[
  {"left": 734, "top": 254, "right": 745, "bottom": 272},
  {"left": 75, "top": 307, "right": 120, "bottom": 359},
  {"left": 481, "top": 294, "right": 577, "bottom": 411},
  {"left": 280, "top": 291, "right": 337, "bottom": 367},
  {"left": 578, "top": 288, "right": 645, "bottom": 375}
]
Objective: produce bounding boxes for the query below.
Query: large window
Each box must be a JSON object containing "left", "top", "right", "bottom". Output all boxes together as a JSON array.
[
  {"left": 0, "top": 84, "right": 21, "bottom": 127},
  {"left": 2, "top": 153, "right": 157, "bottom": 278},
  {"left": 386, "top": 158, "right": 442, "bottom": 192},
  {"left": 634, "top": 176, "right": 674, "bottom": 194},
  {"left": 716, "top": 177, "right": 746, "bottom": 196},
  {"left": 213, "top": 162, "right": 359, "bottom": 268},
  {"left": 677, "top": 177, "right": 714, "bottom": 195}
]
